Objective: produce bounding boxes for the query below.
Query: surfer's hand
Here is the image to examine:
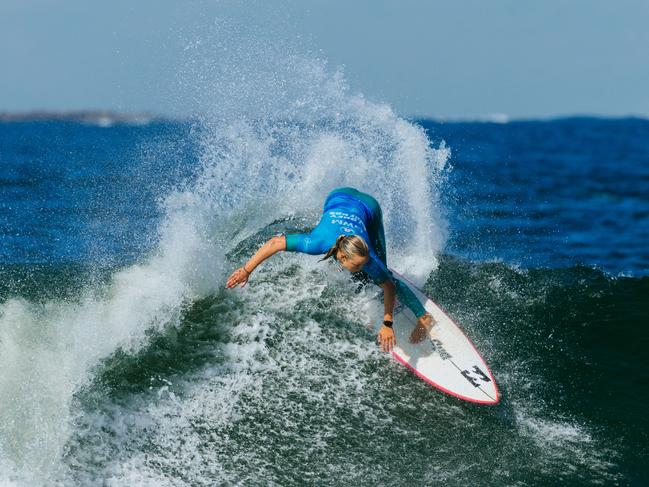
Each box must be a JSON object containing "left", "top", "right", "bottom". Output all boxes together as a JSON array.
[
  {"left": 377, "top": 325, "right": 396, "bottom": 352},
  {"left": 225, "top": 267, "right": 250, "bottom": 289},
  {"left": 409, "top": 314, "right": 434, "bottom": 344}
]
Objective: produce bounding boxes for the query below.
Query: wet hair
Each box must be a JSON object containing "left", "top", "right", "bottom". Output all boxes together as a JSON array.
[{"left": 321, "top": 235, "right": 369, "bottom": 262}]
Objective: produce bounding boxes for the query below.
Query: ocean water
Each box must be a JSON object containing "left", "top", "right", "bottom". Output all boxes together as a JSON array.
[{"left": 1, "top": 71, "right": 648, "bottom": 485}]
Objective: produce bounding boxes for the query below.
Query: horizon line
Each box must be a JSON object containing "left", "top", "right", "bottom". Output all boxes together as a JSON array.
[{"left": 1, "top": 109, "right": 648, "bottom": 125}]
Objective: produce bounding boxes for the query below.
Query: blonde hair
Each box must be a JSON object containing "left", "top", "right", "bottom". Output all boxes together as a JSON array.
[{"left": 321, "top": 235, "right": 369, "bottom": 262}]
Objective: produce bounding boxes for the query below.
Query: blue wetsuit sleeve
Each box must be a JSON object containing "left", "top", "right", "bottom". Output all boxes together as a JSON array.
[
  {"left": 284, "top": 234, "right": 304, "bottom": 252},
  {"left": 285, "top": 233, "right": 328, "bottom": 255},
  {"left": 364, "top": 255, "right": 427, "bottom": 318},
  {"left": 362, "top": 256, "right": 391, "bottom": 285},
  {"left": 393, "top": 279, "right": 427, "bottom": 319}
]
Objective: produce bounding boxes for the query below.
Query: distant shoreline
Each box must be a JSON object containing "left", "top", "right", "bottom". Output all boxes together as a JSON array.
[{"left": 0, "top": 110, "right": 165, "bottom": 125}]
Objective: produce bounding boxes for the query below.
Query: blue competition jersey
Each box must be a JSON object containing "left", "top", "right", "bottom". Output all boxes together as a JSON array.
[{"left": 285, "top": 193, "right": 391, "bottom": 284}]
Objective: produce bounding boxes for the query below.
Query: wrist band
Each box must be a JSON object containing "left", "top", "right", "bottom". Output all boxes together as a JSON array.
[
  {"left": 242, "top": 265, "right": 252, "bottom": 274},
  {"left": 383, "top": 320, "right": 393, "bottom": 328}
]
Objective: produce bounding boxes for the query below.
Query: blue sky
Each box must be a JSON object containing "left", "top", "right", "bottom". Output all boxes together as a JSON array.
[{"left": 1, "top": 0, "right": 648, "bottom": 119}]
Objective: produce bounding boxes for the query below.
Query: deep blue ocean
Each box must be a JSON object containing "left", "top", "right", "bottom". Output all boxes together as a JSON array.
[{"left": 1, "top": 113, "right": 648, "bottom": 486}]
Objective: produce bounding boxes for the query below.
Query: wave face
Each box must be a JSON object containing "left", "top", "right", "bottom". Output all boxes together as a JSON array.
[{"left": 1, "top": 258, "right": 646, "bottom": 485}]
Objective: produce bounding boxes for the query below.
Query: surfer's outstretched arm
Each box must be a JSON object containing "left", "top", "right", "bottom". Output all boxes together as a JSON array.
[
  {"left": 225, "top": 235, "right": 286, "bottom": 288},
  {"left": 377, "top": 279, "right": 397, "bottom": 352}
]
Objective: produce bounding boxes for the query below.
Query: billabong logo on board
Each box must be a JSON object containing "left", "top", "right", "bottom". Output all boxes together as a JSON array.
[{"left": 461, "top": 365, "right": 492, "bottom": 387}]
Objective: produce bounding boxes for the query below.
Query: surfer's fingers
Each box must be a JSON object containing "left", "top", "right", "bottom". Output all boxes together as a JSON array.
[{"left": 226, "top": 271, "right": 241, "bottom": 287}]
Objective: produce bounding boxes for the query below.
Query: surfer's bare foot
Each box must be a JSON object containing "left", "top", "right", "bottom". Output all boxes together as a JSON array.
[{"left": 409, "top": 314, "right": 434, "bottom": 344}]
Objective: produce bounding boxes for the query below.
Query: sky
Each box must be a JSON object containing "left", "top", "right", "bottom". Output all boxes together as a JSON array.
[{"left": 1, "top": 0, "right": 648, "bottom": 119}]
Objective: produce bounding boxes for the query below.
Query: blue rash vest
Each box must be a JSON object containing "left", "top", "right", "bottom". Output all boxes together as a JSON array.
[{"left": 285, "top": 190, "right": 427, "bottom": 318}]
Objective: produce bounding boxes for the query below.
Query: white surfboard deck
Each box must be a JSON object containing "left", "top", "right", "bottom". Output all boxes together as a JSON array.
[{"left": 380, "top": 268, "right": 499, "bottom": 404}]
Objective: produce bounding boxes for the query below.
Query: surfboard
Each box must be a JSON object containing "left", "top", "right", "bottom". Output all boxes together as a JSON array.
[{"left": 381, "top": 268, "right": 499, "bottom": 404}]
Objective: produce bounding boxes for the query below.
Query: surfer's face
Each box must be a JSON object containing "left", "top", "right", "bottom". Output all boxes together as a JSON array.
[{"left": 336, "top": 251, "right": 369, "bottom": 273}]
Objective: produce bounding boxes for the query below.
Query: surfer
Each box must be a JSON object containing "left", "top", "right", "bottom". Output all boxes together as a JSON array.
[{"left": 225, "top": 187, "right": 434, "bottom": 352}]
